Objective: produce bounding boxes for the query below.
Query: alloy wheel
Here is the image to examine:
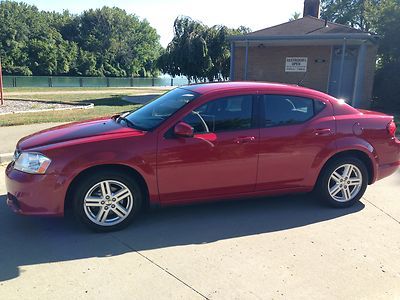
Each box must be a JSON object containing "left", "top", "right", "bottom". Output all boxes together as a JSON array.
[
  {"left": 327, "top": 164, "right": 363, "bottom": 202},
  {"left": 83, "top": 180, "right": 134, "bottom": 226}
]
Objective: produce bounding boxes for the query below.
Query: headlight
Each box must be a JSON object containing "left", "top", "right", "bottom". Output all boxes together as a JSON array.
[{"left": 14, "top": 152, "right": 52, "bottom": 174}]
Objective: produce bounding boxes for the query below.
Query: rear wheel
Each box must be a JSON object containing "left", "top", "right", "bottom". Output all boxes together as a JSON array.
[
  {"left": 316, "top": 157, "right": 368, "bottom": 208},
  {"left": 73, "top": 170, "right": 143, "bottom": 231}
]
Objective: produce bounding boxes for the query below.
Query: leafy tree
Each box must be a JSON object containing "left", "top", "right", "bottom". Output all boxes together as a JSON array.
[
  {"left": 321, "top": 0, "right": 379, "bottom": 31},
  {"left": 289, "top": 12, "right": 301, "bottom": 21},
  {"left": 159, "top": 16, "right": 250, "bottom": 82},
  {"left": 0, "top": 2, "right": 162, "bottom": 77}
]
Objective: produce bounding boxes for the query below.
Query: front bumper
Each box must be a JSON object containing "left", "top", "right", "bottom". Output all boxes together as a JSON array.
[{"left": 5, "top": 162, "right": 66, "bottom": 216}]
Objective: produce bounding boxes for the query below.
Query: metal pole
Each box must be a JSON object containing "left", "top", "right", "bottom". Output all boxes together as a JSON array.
[
  {"left": 229, "top": 42, "right": 235, "bottom": 81},
  {"left": 0, "top": 56, "right": 3, "bottom": 105},
  {"left": 337, "top": 38, "right": 347, "bottom": 98},
  {"left": 244, "top": 41, "right": 249, "bottom": 80}
]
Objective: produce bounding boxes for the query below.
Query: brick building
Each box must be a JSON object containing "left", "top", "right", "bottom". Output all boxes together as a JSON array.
[{"left": 229, "top": 1, "right": 379, "bottom": 108}]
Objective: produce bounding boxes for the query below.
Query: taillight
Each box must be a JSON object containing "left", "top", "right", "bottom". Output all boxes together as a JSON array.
[{"left": 387, "top": 120, "right": 397, "bottom": 137}]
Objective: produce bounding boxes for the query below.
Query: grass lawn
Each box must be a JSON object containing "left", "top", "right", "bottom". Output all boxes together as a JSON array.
[{"left": 0, "top": 87, "right": 170, "bottom": 126}]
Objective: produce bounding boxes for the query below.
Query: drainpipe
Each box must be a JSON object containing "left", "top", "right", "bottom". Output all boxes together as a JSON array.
[
  {"left": 244, "top": 40, "right": 249, "bottom": 80},
  {"left": 230, "top": 42, "right": 235, "bottom": 81},
  {"left": 352, "top": 41, "right": 367, "bottom": 108},
  {"left": 337, "top": 38, "right": 347, "bottom": 98}
]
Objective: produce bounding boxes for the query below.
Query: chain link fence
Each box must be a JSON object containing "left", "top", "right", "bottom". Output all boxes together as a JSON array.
[{"left": 3, "top": 76, "right": 189, "bottom": 88}]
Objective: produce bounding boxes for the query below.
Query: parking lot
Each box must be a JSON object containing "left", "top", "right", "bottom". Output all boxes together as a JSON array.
[{"left": 0, "top": 164, "right": 399, "bottom": 299}]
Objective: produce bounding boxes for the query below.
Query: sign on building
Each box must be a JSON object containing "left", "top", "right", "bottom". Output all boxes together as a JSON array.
[{"left": 285, "top": 57, "right": 308, "bottom": 72}]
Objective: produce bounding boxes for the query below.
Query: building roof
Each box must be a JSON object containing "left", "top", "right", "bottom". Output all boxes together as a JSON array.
[
  {"left": 247, "top": 16, "right": 365, "bottom": 37},
  {"left": 229, "top": 16, "right": 378, "bottom": 43}
]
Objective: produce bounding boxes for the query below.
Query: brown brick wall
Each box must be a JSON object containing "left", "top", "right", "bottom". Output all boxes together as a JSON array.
[
  {"left": 233, "top": 44, "right": 377, "bottom": 108},
  {"left": 234, "top": 45, "right": 332, "bottom": 92}
]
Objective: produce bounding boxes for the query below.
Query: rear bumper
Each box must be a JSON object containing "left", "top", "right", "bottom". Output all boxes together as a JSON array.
[
  {"left": 5, "top": 162, "right": 66, "bottom": 217},
  {"left": 376, "top": 160, "right": 400, "bottom": 181},
  {"left": 375, "top": 137, "right": 400, "bottom": 182}
]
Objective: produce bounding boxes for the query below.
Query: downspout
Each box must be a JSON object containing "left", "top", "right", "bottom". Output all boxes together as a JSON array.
[
  {"left": 337, "top": 38, "right": 347, "bottom": 98},
  {"left": 244, "top": 40, "right": 249, "bottom": 80},
  {"left": 230, "top": 42, "right": 235, "bottom": 81}
]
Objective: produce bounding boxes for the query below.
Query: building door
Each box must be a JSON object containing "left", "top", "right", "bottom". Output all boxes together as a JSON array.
[{"left": 328, "top": 46, "right": 358, "bottom": 103}]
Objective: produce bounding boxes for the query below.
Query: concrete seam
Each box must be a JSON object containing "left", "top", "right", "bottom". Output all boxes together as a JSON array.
[
  {"left": 363, "top": 196, "right": 400, "bottom": 225},
  {"left": 111, "top": 234, "right": 209, "bottom": 300}
]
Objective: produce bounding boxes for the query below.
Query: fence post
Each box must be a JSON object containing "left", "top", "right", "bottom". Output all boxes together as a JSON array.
[
  {"left": 106, "top": 77, "right": 110, "bottom": 87},
  {"left": 13, "top": 77, "right": 16, "bottom": 87},
  {"left": 130, "top": 77, "right": 133, "bottom": 87},
  {"left": 171, "top": 78, "right": 173, "bottom": 86},
  {"left": 48, "top": 77, "right": 52, "bottom": 87},
  {"left": 152, "top": 78, "right": 155, "bottom": 87},
  {"left": 79, "top": 78, "right": 83, "bottom": 87}
]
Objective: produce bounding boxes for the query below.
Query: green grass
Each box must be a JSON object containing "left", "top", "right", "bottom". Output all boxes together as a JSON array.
[{"left": 0, "top": 87, "right": 169, "bottom": 126}]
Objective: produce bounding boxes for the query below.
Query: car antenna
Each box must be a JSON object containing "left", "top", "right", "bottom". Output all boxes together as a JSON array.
[{"left": 297, "top": 72, "right": 307, "bottom": 86}]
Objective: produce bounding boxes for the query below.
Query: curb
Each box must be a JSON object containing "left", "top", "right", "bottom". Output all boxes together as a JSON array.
[
  {"left": 0, "top": 153, "right": 13, "bottom": 164},
  {"left": 0, "top": 102, "right": 94, "bottom": 116}
]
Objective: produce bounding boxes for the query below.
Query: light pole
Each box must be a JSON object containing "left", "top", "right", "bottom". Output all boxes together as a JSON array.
[{"left": 0, "top": 56, "right": 3, "bottom": 105}]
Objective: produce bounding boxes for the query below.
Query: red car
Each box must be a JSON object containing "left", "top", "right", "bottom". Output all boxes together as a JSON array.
[{"left": 5, "top": 82, "right": 400, "bottom": 231}]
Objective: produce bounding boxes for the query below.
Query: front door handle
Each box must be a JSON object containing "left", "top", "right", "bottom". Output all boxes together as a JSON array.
[
  {"left": 234, "top": 136, "right": 256, "bottom": 144},
  {"left": 314, "top": 128, "right": 332, "bottom": 136}
]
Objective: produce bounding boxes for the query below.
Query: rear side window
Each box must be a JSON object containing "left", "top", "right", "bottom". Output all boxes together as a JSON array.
[
  {"left": 183, "top": 95, "right": 253, "bottom": 133},
  {"left": 261, "top": 95, "right": 318, "bottom": 127}
]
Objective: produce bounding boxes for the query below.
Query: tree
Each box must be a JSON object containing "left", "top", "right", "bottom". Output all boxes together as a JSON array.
[
  {"left": 320, "top": 0, "right": 380, "bottom": 31},
  {"left": 289, "top": 12, "right": 301, "bottom": 21},
  {"left": 158, "top": 16, "right": 250, "bottom": 82},
  {"left": 0, "top": 2, "right": 162, "bottom": 77},
  {"left": 367, "top": 0, "right": 400, "bottom": 110}
]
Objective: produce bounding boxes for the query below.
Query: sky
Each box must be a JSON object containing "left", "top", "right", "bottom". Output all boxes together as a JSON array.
[{"left": 22, "top": 0, "right": 305, "bottom": 47}]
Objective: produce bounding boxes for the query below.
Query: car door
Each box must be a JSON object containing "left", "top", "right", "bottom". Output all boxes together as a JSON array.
[
  {"left": 157, "top": 94, "right": 260, "bottom": 203},
  {"left": 256, "top": 94, "right": 336, "bottom": 191}
]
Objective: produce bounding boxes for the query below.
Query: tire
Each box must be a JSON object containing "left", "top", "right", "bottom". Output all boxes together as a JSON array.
[
  {"left": 315, "top": 157, "right": 368, "bottom": 208},
  {"left": 73, "top": 170, "right": 144, "bottom": 232}
]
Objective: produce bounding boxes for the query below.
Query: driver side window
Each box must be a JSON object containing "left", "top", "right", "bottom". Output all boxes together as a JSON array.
[{"left": 183, "top": 95, "right": 253, "bottom": 133}]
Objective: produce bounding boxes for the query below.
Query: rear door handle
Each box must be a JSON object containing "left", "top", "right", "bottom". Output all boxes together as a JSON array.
[
  {"left": 314, "top": 128, "right": 332, "bottom": 136},
  {"left": 234, "top": 136, "right": 256, "bottom": 144}
]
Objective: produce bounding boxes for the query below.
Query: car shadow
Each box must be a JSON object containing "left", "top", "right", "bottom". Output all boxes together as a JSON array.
[{"left": 0, "top": 193, "right": 364, "bottom": 282}]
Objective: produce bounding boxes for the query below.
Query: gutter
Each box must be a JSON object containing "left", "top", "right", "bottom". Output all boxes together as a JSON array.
[{"left": 228, "top": 33, "right": 380, "bottom": 42}]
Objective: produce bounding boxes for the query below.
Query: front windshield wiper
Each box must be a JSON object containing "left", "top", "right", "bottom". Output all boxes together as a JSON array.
[{"left": 116, "top": 116, "right": 146, "bottom": 131}]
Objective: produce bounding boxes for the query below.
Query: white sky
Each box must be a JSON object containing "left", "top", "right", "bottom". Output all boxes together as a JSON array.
[{"left": 23, "top": 0, "right": 305, "bottom": 47}]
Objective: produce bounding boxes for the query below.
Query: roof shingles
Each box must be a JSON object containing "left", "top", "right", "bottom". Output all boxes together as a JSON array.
[{"left": 246, "top": 16, "right": 365, "bottom": 37}]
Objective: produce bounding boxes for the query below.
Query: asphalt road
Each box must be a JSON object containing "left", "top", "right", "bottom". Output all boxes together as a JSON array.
[{"left": 0, "top": 164, "right": 399, "bottom": 299}]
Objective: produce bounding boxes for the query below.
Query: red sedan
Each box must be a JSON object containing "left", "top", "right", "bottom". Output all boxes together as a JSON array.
[{"left": 5, "top": 82, "right": 400, "bottom": 231}]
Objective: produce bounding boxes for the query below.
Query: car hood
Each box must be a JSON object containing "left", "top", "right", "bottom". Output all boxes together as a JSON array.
[{"left": 17, "top": 117, "right": 145, "bottom": 150}]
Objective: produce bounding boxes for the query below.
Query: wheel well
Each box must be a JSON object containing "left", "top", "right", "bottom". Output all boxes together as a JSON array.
[
  {"left": 64, "top": 164, "right": 150, "bottom": 214},
  {"left": 321, "top": 150, "right": 374, "bottom": 184}
]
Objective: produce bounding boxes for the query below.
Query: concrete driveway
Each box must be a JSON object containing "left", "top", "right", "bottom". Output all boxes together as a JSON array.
[{"left": 0, "top": 164, "right": 399, "bottom": 299}]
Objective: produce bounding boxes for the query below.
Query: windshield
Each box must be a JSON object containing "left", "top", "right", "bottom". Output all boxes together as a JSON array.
[{"left": 125, "top": 88, "right": 199, "bottom": 130}]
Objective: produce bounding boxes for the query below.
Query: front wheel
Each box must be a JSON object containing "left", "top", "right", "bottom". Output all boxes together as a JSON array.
[
  {"left": 315, "top": 157, "right": 368, "bottom": 208},
  {"left": 73, "top": 171, "right": 143, "bottom": 232}
]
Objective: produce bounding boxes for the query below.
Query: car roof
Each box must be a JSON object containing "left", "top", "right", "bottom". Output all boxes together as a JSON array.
[{"left": 182, "top": 81, "right": 329, "bottom": 98}]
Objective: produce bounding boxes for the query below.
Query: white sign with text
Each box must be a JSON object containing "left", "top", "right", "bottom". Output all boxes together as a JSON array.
[{"left": 285, "top": 57, "right": 308, "bottom": 72}]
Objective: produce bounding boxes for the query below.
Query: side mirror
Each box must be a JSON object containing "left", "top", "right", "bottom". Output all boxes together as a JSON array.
[{"left": 174, "top": 122, "right": 194, "bottom": 138}]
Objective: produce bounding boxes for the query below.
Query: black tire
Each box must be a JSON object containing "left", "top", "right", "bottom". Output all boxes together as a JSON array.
[
  {"left": 315, "top": 157, "right": 368, "bottom": 208},
  {"left": 73, "top": 170, "right": 144, "bottom": 232}
]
